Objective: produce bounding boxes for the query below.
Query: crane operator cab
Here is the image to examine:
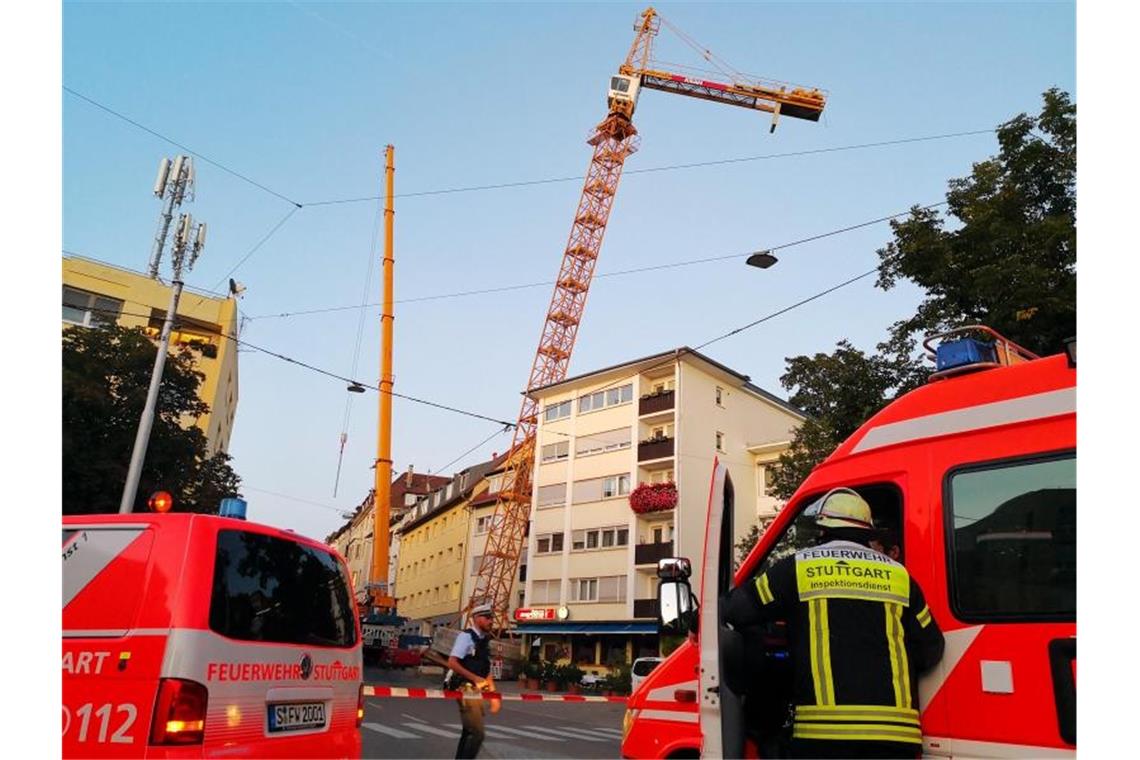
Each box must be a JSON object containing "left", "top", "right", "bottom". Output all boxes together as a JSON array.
[{"left": 608, "top": 74, "right": 642, "bottom": 115}]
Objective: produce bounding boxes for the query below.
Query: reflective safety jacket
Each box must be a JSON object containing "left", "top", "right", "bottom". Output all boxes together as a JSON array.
[{"left": 726, "top": 540, "right": 944, "bottom": 747}]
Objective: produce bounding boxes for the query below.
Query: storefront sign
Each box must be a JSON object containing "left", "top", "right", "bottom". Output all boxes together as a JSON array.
[{"left": 514, "top": 607, "right": 557, "bottom": 621}]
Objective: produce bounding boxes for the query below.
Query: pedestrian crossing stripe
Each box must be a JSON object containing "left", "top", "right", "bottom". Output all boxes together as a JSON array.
[
  {"left": 364, "top": 685, "right": 626, "bottom": 703},
  {"left": 363, "top": 722, "right": 623, "bottom": 742}
]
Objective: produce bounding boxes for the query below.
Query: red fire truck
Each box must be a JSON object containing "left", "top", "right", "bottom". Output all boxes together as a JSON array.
[
  {"left": 63, "top": 507, "right": 364, "bottom": 758},
  {"left": 621, "top": 328, "right": 1076, "bottom": 758}
]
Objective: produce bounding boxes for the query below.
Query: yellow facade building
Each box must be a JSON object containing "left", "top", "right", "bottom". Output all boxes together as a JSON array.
[{"left": 62, "top": 255, "right": 240, "bottom": 455}]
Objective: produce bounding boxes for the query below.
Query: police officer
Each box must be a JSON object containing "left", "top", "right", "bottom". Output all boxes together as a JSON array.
[
  {"left": 725, "top": 488, "right": 944, "bottom": 759},
  {"left": 447, "top": 603, "right": 495, "bottom": 759}
]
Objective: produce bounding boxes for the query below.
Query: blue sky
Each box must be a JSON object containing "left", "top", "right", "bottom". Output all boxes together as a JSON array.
[{"left": 62, "top": 1, "right": 1075, "bottom": 541}]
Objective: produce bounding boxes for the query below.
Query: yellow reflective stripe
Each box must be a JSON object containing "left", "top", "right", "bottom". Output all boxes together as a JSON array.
[
  {"left": 884, "top": 603, "right": 910, "bottom": 709},
  {"left": 808, "top": 599, "right": 835, "bottom": 705},
  {"left": 793, "top": 722, "right": 922, "bottom": 744},
  {"left": 754, "top": 573, "right": 774, "bottom": 605},
  {"left": 819, "top": 599, "right": 834, "bottom": 705},
  {"left": 795, "top": 704, "right": 919, "bottom": 725},
  {"left": 916, "top": 605, "right": 932, "bottom": 628}
]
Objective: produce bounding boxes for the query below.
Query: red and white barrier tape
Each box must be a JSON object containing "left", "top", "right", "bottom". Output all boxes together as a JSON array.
[{"left": 363, "top": 685, "right": 627, "bottom": 704}]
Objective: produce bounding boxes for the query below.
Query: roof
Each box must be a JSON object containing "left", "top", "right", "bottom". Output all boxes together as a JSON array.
[
  {"left": 325, "top": 470, "right": 450, "bottom": 543},
  {"left": 526, "top": 346, "right": 804, "bottom": 418},
  {"left": 398, "top": 453, "right": 507, "bottom": 534}
]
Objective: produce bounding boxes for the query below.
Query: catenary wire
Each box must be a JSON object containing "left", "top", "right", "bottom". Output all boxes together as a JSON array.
[
  {"left": 72, "top": 305, "right": 518, "bottom": 429},
  {"left": 63, "top": 86, "right": 303, "bottom": 208},
  {"left": 431, "top": 426, "right": 513, "bottom": 477},
  {"left": 245, "top": 200, "right": 946, "bottom": 320},
  {"left": 300, "top": 130, "right": 995, "bottom": 206}
]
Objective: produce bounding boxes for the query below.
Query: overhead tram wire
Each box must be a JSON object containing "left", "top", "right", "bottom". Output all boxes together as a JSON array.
[
  {"left": 64, "top": 87, "right": 303, "bottom": 209},
  {"left": 300, "top": 129, "right": 996, "bottom": 207},
  {"left": 77, "top": 305, "right": 518, "bottom": 429},
  {"left": 242, "top": 485, "right": 350, "bottom": 515},
  {"left": 431, "top": 426, "right": 514, "bottom": 477},
  {"left": 245, "top": 200, "right": 949, "bottom": 320}
]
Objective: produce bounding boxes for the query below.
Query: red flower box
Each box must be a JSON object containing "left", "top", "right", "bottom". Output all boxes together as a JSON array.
[{"left": 629, "top": 482, "right": 677, "bottom": 514}]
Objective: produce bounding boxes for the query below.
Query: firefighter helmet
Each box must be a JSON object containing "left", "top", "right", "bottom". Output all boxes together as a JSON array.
[{"left": 810, "top": 487, "right": 874, "bottom": 530}]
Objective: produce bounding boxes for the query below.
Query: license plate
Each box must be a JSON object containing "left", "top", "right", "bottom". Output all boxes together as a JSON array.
[{"left": 268, "top": 702, "right": 327, "bottom": 732}]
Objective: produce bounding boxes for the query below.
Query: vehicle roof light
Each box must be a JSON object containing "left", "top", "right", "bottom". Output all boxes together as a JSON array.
[
  {"left": 148, "top": 491, "right": 173, "bottom": 513},
  {"left": 935, "top": 338, "right": 997, "bottom": 372}
]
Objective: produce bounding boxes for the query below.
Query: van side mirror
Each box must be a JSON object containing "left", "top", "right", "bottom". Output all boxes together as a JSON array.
[
  {"left": 657, "top": 557, "right": 692, "bottom": 580},
  {"left": 658, "top": 578, "right": 697, "bottom": 637}
]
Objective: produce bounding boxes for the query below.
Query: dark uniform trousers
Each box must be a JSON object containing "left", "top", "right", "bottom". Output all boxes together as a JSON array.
[
  {"left": 726, "top": 539, "right": 944, "bottom": 760},
  {"left": 454, "top": 628, "right": 492, "bottom": 759}
]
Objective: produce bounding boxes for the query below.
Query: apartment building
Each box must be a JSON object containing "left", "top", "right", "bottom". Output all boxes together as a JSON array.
[
  {"left": 327, "top": 468, "right": 449, "bottom": 606},
  {"left": 62, "top": 255, "right": 239, "bottom": 455},
  {"left": 518, "top": 347, "right": 804, "bottom": 667},
  {"left": 394, "top": 456, "right": 503, "bottom": 636}
]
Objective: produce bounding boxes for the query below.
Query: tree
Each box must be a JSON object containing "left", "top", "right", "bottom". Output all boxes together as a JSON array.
[
  {"left": 877, "top": 88, "right": 1075, "bottom": 355},
  {"left": 62, "top": 324, "right": 241, "bottom": 514},
  {"left": 766, "top": 89, "right": 1076, "bottom": 509}
]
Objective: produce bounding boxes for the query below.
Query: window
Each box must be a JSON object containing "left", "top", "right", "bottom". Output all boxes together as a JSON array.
[
  {"left": 571, "top": 575, "right": 626, "bottom": 603},
  {"left": 209, "top": 530, "right": 356, "bottom": 647},
  {"left": 535, "top": 532, "right": 564, "bottom": 555},
  {"left": 541, "top": 441, "right": 570, "bottom": 463},
  {"left": 530, "top": 579, "right": 561, "bottom": 604},
  {"left": 572, "top": 474, "right": 631, "bottom": 503},
  {"left": 579, "top": 383, "right": 633, "bottom": 414},
  {"left": 470, "top": 554, "right": 483, "bottom": 576},
  {"left": 603, "top": 474, "right": 631, "bottom": 498},
  {"left": 650, "top": 469, "right": 675, "bottom": 485},
  {"left": 716, "top": 386, "right": 724, "bottom": 406},
  {"left": 649, "top": 423, "right": 673, "bottom": 440},
  {"left": 62, "top": 286, "right": 123, "bottom": 328},
  {"left": 518, "top": 590, "right": 526, "bottom": 609},
  {"left": 475, "top": 514, "right": 502, "bottom": 535},
  {"left": 575, "top": 427, "right": 632, "bottom": 457},
  {"left": 760, "top": 463, "right": 780, "bottom": 493},
  {"left": 947, "top": 454, "right": 1075, "bottom": 620},
  {"left": 716, "top": 431, "right": 725, "bottom": 452},
  {"left": 537, "top": 483, "right": 566, "bottom": 509},
  {"left": 544, "top": 400, "right": 572, "bottom": 422},
  {"left": 571, "top": 526, "right": 629, "bottom": 552}
]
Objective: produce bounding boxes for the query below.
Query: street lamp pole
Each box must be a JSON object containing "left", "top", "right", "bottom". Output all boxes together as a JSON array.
[{"left": 119, "top": 214, "right": 206, "bottom": 513}]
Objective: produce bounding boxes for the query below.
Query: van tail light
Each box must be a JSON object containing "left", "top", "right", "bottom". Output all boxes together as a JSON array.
[
  {"left": 356, "top": 683, "right": 365, "bottom": 727},
  {"left": 150, "top": 678, "right": 208, "bottom": 745}
]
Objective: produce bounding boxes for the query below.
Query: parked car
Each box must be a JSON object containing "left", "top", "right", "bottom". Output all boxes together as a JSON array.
[{"left": 631, "top": 657, "right": 664, "bottom": 693}]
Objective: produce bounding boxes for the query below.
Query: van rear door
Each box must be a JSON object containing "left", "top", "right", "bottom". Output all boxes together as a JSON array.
[{"left": 63, "top": 522, "right": 167, "bottom": 756}]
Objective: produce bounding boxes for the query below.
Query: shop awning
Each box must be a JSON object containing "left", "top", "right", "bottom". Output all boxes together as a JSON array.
[{"left": 512, "top": 622, "right": 658, "bottom": 635}]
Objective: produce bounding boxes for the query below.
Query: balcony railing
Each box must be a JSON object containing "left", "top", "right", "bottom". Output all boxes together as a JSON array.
[
  {"left": 639, "top": 390, "right": 675, "bottom": 416},
  {"left": 638, "top": 436, "right": 675, "bottom": 461},
  {"left": 634, "top": 598, "right": 659, "bottom": 619},
  {"left": 635, "top": 541, "right": 674, "bottom": 566}
]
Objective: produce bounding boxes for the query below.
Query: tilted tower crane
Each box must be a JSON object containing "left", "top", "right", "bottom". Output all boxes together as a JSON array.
[{"left": 467, "top": 7, "right": 826, "bottom": 634}]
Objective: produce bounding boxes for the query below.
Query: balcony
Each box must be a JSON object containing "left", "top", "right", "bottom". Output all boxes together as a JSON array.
[
  {"left": 638, "top": 436, "right": 674, "bottom": 462},
  {"left": 635, "top": 540, "right": 674, "bottom": 566},
  {"left": 634, "top": 598, "right": 659, "bottom": 619},
  {"left": 639, "top": 390, "right": 675, "bottom": 416}
]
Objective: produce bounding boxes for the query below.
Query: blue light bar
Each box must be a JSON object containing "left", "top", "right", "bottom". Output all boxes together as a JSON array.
[
  {"left": 219, "top": 497, "right": 248, "bottom": 519},
  {"left": 935, "top": 338, "right": 997, "bottom": 371}
]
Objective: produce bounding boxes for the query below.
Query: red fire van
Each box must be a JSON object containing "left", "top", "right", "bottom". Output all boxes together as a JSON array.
[
  {"left": 63, "top": 511, "right": 363, "bottom": 758},
  {"left": 622, "top": 330, "right": 1076, "bottom": 758}
]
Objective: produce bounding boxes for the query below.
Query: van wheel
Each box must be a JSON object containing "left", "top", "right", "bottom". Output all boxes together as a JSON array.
[{"left": 667, "top": 750, "right": 699, "bottom": 759}]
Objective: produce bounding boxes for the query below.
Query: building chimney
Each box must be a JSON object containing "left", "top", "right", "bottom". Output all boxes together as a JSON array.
[{"left": 406, "top": 464, "right": 414, "bottom": 488}]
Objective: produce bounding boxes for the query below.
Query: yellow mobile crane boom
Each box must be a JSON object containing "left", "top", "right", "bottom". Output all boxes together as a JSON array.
[{"left": 466, "top": 7, "right": 826, "bottom": 634}]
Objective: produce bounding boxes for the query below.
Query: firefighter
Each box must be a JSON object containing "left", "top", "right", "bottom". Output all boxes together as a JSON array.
[
  {"left": 447, "top": 603, "right": 496, "bottom": 759},
  {"left": 725, "top": 488, "right": 944, "bottom": 759}
]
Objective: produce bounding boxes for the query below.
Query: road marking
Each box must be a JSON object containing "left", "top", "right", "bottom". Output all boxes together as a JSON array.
[
  {"left": 363, "top": 722, "right": 419, "bottom": 739},
  {"left": 594, "top": 727, "right": 624, "bottom": 737},
  {"left": 521, "top": 725, "right": 609, "bottom": 741},
  {"left": 406, "top": 723, "right": 461, "bottom": 738},
  {"left": 447, "top": 723, "right": 566, "bottom": 742}
]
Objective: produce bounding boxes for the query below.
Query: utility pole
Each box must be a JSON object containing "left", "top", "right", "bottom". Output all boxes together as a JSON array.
[
  {"left": 369, "top": 145, "right": 396, "bottom": 611},
  {"left": 147, "top": 156, "right": 195, "bottom": 279},
  {"left": 119, "top": 212, "right": 207, "bottom": 513}
]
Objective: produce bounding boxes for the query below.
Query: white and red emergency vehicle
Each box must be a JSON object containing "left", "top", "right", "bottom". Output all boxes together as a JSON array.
[
  {"left": 63, "top": 507, "right": 364, "bottom": 758},
  {"left": 622, "top": 328, "right": 1076, "bottom": 758}
]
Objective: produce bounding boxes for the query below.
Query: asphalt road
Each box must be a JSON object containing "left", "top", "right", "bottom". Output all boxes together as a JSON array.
[{"left": 361, "top": 667, "right": 626, "bottom": 759}]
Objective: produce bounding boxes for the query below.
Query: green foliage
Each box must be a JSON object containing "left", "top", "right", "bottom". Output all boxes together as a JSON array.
[
  {"left": 607, "top": 660, "right": 633, "bottom": 694},
  {"left": 62, "top": 324, "right": 242, "bottom": 514},
  {"left": 876, "top": 88, "right": 1076, "bottom": 355},
  {"left": 772, "top": 89, "right": 1076, "bottom": 503},
  {"left": 557, "top": 663, "right": 585, "bottom": 687},
  {"left": 660, "top": 633, "right": 686, "bottom": 658}
]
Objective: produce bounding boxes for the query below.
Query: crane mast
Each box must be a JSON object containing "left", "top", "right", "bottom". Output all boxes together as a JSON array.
[{"left": 467, "top": 6, "right": 826, "bottom": 634}]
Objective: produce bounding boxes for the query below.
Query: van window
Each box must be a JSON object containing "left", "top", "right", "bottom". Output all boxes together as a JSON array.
[
  {"left": 749, "top": 483, "right": 903, "bottom": 578},
  {"left": 947, "top": 453, "right": 1076, "bottom": 620},
  {"left": 210, "top": 530, "right": 357, "bottom": 647}
]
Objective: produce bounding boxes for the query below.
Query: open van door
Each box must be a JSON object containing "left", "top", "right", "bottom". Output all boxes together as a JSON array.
[{"left": 697, "top": 459, "right": 746, "bottom": 758}]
